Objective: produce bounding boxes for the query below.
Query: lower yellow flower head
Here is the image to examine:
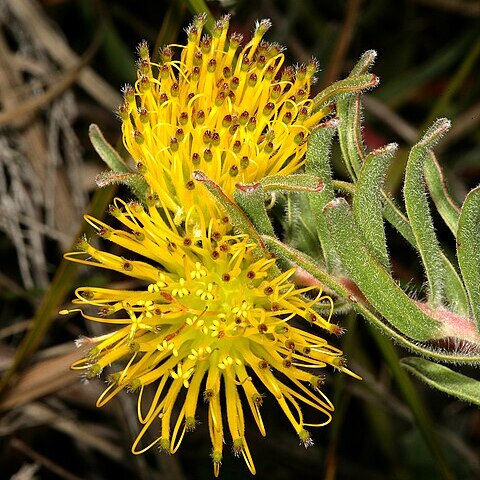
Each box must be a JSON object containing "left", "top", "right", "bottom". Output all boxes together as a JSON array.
[
  {"left": 63, "top": 195, "right": 358, "bottom": 476},
  {"left": 119, "top": 14, "right": 329, "bottom": 223}
]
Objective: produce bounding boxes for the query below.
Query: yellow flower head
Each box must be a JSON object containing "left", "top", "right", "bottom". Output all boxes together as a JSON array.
[
  {"left": 119, "top": 14, "right": 328, "bottom": 222},
  {"left": 64, "top": 198, "right": 358, "bottom": 476}
]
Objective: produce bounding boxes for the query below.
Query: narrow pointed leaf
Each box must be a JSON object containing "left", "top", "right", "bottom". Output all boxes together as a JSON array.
[
  {"left": 383, "top": 195, "right": 415, "bottom": 244},
  {"left": 341, "top": 50, "right": 377, "bottom": 176},
  {"left": 424, "top": 152, "right": 460, "bottom": 235},
  {"left": 457, "top": 186, "right": 480, "bottom": 327},
  {"left": 96, "top": 170, "right": 148, "bottom": 201},
  {"left": 401, "top": 357, "right": 480, "bottom": 406},
  {"left": 305, "top": 120, "right": 339, "bottom": 271},
  {"left": 349, "top": 49, "right": 377, "bottom": 76},
  {"left": 262, "top": 235, "right": 480, "bottom": 362},
  {"left": 337, "top": 96, "right": 360, "bottom": 180},
  {"left": 340, "top": 49, "right": 378, "bottom": 177},
  {"left": 383, "top": 193, "right": 469, "bottom": 315},
  {"left": 89, "top": 124, "right": 129, "bottom": 173},
  {"left": 281, "top": 194, "right": 321, "bottom": 256},
  {"left": 442, "top": 258, "right": 471, "bottom": 317},
  {"left": 312, "top": 73, "right": 379, "bottom": 111},
  {"left": 337, "top": 90, "right": 369, "bottom": 180},
  {"left": 233, "top": 183, "right": 275, "bottom": 238},
  {"left": 353, "top": 143, "right": 397, "bottom": 271},
  {"left": 323, "top": 198, "right": 440, "bottom": 341},
  {"left": 234, "top": 174, "right": 324, "bottom": 239},
  {"left": 258, "top": 174, "right": 324, "bottom": 193},
  {"left": 404, "top": 118, "right": 450, "bottom": 307}
]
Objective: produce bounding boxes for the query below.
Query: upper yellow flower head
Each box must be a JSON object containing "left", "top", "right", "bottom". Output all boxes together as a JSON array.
[{"left": 119, "top": 14, "right": 328, "bottom": 222}]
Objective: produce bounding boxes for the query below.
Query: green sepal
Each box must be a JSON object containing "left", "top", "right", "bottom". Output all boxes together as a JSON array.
[
  {"left": 401, "top": 357, "right": 480, "bottom": 406},
  {"left": 353, "top": 143, "right": 398, "bottom": 271},
  {"left": 404, "top": 118, "right": 451, "bottom": 307},
  {"left": 89, "top": 123, "right": 129, "bottom": 173},
  {"left": 305, "top": 119, "right": 339, "bottom": 271},
  {"left": 457, "top": 186, "right": 480, "bottom": 327},
  {"left": 323, "top": 197, "right": 440, "bottom": 341},
  {"left": 424, "top": 152, "right": 460, "bottom": 235}
]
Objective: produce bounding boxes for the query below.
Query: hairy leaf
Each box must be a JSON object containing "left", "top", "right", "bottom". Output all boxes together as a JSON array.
[
  {"left": 323, "top": 198, "right": 440, "bottom": 341},
  {"left": 404, "top": 118, "right": 450, "bottom": 307},
  {"left": 306, "top": 120, "right": 339, "bottom": 271},
  {"left": 401, "top": 357, "right": 480, "bottom": 406},
  {"left": 424, "top": 152, "right": 460, "bottom": 235},
  {"left": 457, "top": 187, "right": 480, "bottom": 327},
  {"left": 353, "top": 143, "right": 397, "bottom": 271},
  {"left": 89, "top": 124, "right": 129, "bottom": 173}
]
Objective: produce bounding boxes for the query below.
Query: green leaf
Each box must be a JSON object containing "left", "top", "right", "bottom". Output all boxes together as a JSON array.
[
  {"left": 312, "top": 73, "right": 379, "bottom": 111},
  {"left": 234, "top": 174, "right": 323, "bottom": 240},
  {"left": 334, "top": 52, "right": 377, "bottom": 180},
  {"left": 281, "top": 194, "right": 320, "bottom": 256},
  {"left": 424, "top": 152, "right": 460, "bottom": 235},
  {"left": 305, "top": 120, "right": 338, "bottom": 271},
  {"left": 193, "top": 170, "right": 272, "bottom": 263},
  {"left": 442, "top": 257, "right": 471, "bottom": 317},
  {"left": 95, "top": 170, "right": 148, "bottom": 202},
  {"left": 258, "top": 174, "right": 324, "bottom": 193},
  {"left": 353, "top": 143, "right": 397, "bottom": 271},
  {"left": 401, "top": 357, "right": 480, "bottom": 406},
  {"left": 383, "top": 188, "right": 469, "bottom": 315},
  {"left": 89, "top": 124, "right": 129, "bottom": 173},
  {"left": 262, "top": 234, "right": 480, "bottom": 363},
  {"left": 404, "top": 118, "right": 450, "bottom": 307},
  {"left": 349, "top": 49, "right": 377, "bottom": 76},
  {"left": 90, "top": 124, "right": 148, "bottom": 201},
  {"left": 323, "top": 198, "right": 440, "bottom": 341},
  {"left": 457, "top": 186, "right": 480, "bottom": 327},
  {"left": 383, "top": 195, "right": 415, "bottom": 244},
  {"left": 233, "top": 182, "right": 275, "bottom": 239},
  {"left": 337, "top": 96, "right": 361, "bottom": 180},
  {"left": 333, "top": 53, "right": 380, "bottom": 181}
]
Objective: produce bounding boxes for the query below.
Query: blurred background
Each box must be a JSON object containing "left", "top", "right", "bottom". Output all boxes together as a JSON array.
[{"left": 0, "top": 0, "right": 479, "bottom": 479}]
